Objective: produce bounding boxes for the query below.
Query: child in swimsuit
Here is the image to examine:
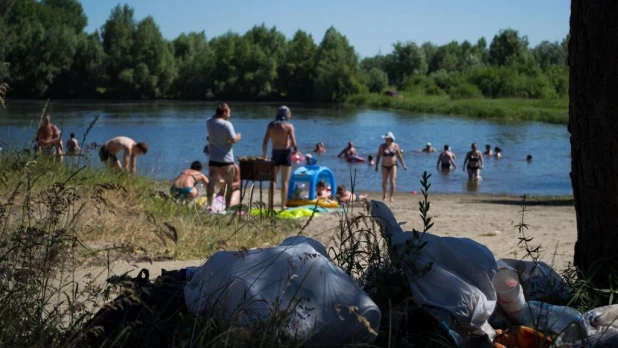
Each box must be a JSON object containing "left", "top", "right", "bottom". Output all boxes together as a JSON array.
[{"left": 335, "top": 185, "right": 368, "bottom": 204}]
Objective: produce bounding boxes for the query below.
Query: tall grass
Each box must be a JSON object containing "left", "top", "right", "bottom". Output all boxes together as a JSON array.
[{"left": 346, "top": 93, "right": 568, "bottom": 124}]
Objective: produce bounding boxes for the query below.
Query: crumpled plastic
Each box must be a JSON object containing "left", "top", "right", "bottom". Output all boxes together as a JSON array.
[{"left": 184, "top": 237, "right": 381, "bottom": 345}]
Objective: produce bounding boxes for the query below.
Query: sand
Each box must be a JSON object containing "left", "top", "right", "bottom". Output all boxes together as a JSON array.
[{"left": 74, "top": 192, "right": 577, "bottom": 283}]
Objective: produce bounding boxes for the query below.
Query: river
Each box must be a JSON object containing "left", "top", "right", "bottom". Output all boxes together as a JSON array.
[{"left": 0, "top": 101, "right": 572, "bottom": 196}]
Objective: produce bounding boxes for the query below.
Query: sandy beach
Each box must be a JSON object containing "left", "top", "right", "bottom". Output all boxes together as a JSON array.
[{"left": 75, "top": 192, "right": 577, "bottom": 282}]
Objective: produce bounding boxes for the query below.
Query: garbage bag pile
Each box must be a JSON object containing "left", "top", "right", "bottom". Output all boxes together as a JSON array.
[
  {"left": 369, "top": 200, "right": 618, "bottom": 348},
  {"left": 184, "top": 235, "right": 381, "bottom": 346}
]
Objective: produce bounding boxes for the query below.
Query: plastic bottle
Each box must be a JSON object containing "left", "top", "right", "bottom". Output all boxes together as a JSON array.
[
  {"left": 180, "top": 267, "right": 200, "bottom": 281},
  {"left": 516, "top": 301, "right": 585, "bottom": 341}
]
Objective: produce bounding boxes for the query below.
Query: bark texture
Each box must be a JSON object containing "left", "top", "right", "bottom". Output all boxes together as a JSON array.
[{"left": 570, "top": 0, "right": 618, "bottom": 282}]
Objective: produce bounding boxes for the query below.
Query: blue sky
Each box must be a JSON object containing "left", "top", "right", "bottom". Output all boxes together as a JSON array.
[{"left": 83, "top": 0, "right": 569, "bottom": 58}]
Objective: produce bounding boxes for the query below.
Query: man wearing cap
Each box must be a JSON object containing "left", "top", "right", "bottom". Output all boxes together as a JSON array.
[
  {"left": 421, "top": 142, "right": 437, "bottom": 153},
  {"left": 262, "top": 105, "right": 298, "bottom": 210}
]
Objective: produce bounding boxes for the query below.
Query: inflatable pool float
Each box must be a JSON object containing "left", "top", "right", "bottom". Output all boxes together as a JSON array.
[
  {"left": 286, "top": 198, "right": 339, "bottom": 208},
  {"left": 346, "top": 156, "right": 365, "bottom": 163},
  {"left": 291, "top": 151, "right": 304, "bottom": 162}
]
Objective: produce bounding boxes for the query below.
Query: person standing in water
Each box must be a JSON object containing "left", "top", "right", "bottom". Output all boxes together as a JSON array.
[
  {"left": 463, "top": 143, "right": 484, "bottom": 180},
  {"left": 375, "top": 132, "right": 407, "bottom": 202},
  {"left": 436, "top": 144, "right": 457, "bottom": 171},
  {"left": 262, "top": 105, "right": 298, "bottom": 210}
]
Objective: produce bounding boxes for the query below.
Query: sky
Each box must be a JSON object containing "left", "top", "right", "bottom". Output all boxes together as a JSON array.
[{"left": 82, "top": 0, "right": 570, "bottom": 58}]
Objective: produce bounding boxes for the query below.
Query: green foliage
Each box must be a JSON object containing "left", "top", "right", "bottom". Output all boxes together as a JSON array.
[
  {"left": 0, "top": 1, "right": 568, "bottom": 103},
  {"left": 277, "top": 30, "right": 317, "bottom": 101},
  {"left": 314, "top": 27, "right": 361, "bottom": 102},
  {"left": 360, "top": 67, "right": 389, "bottom": 93}
]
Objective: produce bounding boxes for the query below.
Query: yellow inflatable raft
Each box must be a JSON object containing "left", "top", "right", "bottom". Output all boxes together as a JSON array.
[{"left": 286, "top": 198, "right": 339, "bottom": 208}]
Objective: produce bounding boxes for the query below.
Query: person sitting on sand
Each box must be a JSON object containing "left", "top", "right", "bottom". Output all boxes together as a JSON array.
[
  {"left": 337, "top": 141, "right": 357, "bottom": 158},
  {"left": 483, "top": 144, "right": 493, "bottom": 156},
  {"left": 99, "top": 136, "right": 148, "bottom": 174},
  {"left": 170, "top": 161, "right": 209, "bottom": 199},
  {"left": 315, "top": 180, "right": 332, "bottom": 199},
  {"left": 420, "top": 142, "right": 437, "bottom": 153},
  {"left": 335, "top": 185, "right": 368, "bottom": 204},
  {"left": 314, "top": 142, "right": 326, "bottom": 154}
]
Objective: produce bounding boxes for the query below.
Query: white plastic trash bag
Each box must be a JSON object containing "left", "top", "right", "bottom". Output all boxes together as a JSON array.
[
  {"left": 184, "top": 238, "right": 381, "bottom": 345},
  {"left": 498, "top": 258, "right": 572, "bottom": 303},
  {"left": 370, "top": 200, "right": 498, "bottom": 328},
  {"left": 393, "top": 232, "right": 498, "bottom": 326}
]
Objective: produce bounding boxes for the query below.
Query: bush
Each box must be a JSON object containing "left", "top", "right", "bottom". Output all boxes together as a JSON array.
[{"left": 449, "top": 83, "right": 483, "bottom": 99}]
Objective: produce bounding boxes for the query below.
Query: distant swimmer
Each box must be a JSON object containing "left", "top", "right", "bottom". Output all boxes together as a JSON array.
[
  {"left": 494, "top": 146, "right": 503, "bottom": 158},
  {"left": 420, "top": 142, "right": 437, "bottom": 153},
  {"left": 463, "top": 143, "right": 484, "bottom": 180},
  {"left": 99, "top": 136, "right": 148, "bottom": 174},
  {"left": 483, "top": 144, "right": 493, "bottom": 156},
  {"left": 314, "top": 142, "right": 326, "bottom": 154},
  {"left": 367, "top": 155, "right": 375, "bottom": 166},
  {"left": 436, "top": 144, "right": 457, "bottom": 171},
  {"left": 66, "top": 133, "right": 80, "bottom": 156},
  {"left": 526, "top": 154, "right": 532, "bottom": 162},
  {"left": 337, "top": 141, "right": 357, "bottom": 158}
]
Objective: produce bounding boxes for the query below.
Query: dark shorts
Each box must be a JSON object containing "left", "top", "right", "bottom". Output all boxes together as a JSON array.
[
  {"left": 99, "top": 145, "right": 118, "bottom": 163},
  {"left": 208, "top": 160, "right": 234, "bottom": 167},
  {"left": 441, "top": 163, "right": 451, "bottom": 170},
  {"left": 272, "top": 149, "right": 292, "bottom": 167}
]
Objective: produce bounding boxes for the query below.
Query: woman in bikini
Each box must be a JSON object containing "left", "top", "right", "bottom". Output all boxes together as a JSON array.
[
  {"left": 170, "top": 161, "right": 210, "bottom": 199},
  {"left": 375, "top": 132, "right": 407, "bottom": 202},
  {"left": 463, "top": 143, "right": 484, "bottom": 180}
]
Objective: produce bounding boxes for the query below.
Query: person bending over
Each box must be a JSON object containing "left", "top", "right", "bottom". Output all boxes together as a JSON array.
[{"left": 99, "top": 136, "right": 148, "bottom": 174}]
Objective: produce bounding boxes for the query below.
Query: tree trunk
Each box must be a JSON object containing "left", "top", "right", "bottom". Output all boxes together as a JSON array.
[{"left": 570, "top": 0, "right": 618, "bottom": 284}]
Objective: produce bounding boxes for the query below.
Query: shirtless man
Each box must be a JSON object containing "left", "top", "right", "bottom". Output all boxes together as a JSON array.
[
  {"left": 420, "top": 142, "right": 437, "bottom": 153},
  {"left": 66, "top": 133, "right": 80, "bottom": 156},
  {"left": 483, "top": 144, "right": 493, "bottom": 156},
  {"left": 262, "top": 105, "right": 298, "bottom": 210},
  {"left": 35, "top": 113, "right": 63, "bottom": 161},
  {"left": 170, "top": 161, "right": 209, "bottom": 199},
  {"left": 436, "top": 144, "right": 457, "bottom": 171},
  {"left": 337, "top": 141, "right": 357, "bottom": 158},
  {"left": 99, "top": 136, "right": 148, "bottom": 174}
]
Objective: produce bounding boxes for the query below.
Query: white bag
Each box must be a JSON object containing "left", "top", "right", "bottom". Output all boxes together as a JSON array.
[
  {"left": 184, "top": 237, "right": 381, "bottom": 345},
  {"left": 371, "top": 200, "right": 498, "bottom": 327}
]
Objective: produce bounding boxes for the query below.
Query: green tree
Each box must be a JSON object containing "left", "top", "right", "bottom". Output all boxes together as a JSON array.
[
  {"left": 131, "top": 16, "right": 176, "bottom": 98},
  {"left": 314, "top": 27, "right": 361, "bottom": 102},
  {"left": 101, "top": 4, "right": 136, "bottom": 97},
  {"left": 532, "top": 40, "right": 567, "bottom": 68},
  {"left": 389, "top": 41, "right": 427, "bottom": 84},
  {"left": 278, "top": 30, "right": 317, "bottom": 101},
  {"left": 488, "top": 28, "right": 528, "bottom": 66},
  {"left": 363, "top": 67, "right": 389, "bottom": 93},
  {"left": 172, "top": 31, "right": 214, "bottom": 99}
]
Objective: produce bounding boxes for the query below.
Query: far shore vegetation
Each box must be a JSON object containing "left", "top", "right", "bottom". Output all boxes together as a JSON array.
[{"left": 2, "top": 1, "right": 568, "bottom": 124}]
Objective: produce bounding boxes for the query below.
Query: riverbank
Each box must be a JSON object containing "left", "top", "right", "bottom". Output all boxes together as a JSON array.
[{"left": 346, "top": 93, "right": 568, "bottom": 124}]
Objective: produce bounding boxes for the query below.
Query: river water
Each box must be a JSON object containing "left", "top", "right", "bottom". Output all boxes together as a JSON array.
[{"left": 0, "top": 101, "right": 572, "bottom": 196}]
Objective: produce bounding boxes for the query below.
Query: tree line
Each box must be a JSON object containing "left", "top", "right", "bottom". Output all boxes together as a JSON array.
[{"left": 0, "top": 0, "right": 568, "bottom": 102}]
